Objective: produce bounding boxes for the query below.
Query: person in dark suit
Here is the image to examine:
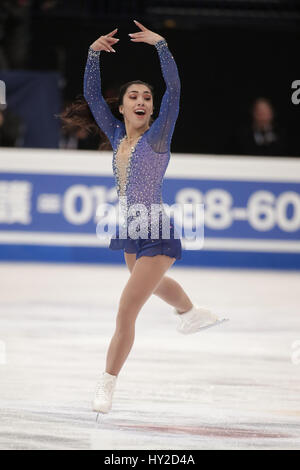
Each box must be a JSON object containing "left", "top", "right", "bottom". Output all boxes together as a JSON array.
[{"left": 232, "top": 98, "right": 290, "bottom": 157}]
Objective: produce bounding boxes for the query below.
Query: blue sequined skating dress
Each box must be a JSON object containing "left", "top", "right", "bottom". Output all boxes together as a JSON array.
[{"left": 84, "top": 39, "right": 182, "bottom": 260}]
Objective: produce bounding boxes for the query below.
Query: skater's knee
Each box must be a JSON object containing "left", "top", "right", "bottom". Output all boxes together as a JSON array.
[
  {"left": 118, "top": 291, "right": 144, "bottom": 316},
  {"left": 116, "top": 305, "right": 138, "bottom": 330},
  {"left": 115, "top": 318, "right": 135, "bottom": 338}
]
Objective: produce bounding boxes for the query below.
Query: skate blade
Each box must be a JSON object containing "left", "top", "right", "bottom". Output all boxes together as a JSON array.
[
  {"left": 95, "top": 412, "right": 104, "bottom": 423},
  {"left": 195, "top": 317, "right": 229, "bottom": 332},
  {"left": 179, "top": 317, "right": 229, "bottom": 334}
]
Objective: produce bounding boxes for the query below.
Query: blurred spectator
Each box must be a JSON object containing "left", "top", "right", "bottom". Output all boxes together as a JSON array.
[
  {"left": 38, "top": 1, "right": 59, "bottom": 12},
  {"left": 0, "top": 0, "right": 32, "bottom": 70},
  {"left": 59, "top": 126, "right": 101, "bottom": 151},
  {"left": 231, "top": 98, "right": 290, "bottom": 157},
  {"left": 0, "top": 0, "right": 58, "bottom": 70},
  {"left": 0, "top": 108, "right": 23, "bottom": 146}
]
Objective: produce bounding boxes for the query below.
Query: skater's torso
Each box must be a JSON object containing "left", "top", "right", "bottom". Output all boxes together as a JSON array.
[
  {"left": 112, "top": 125, "right": 170, "bottom": 234},
  {"left": 113, "top": 125, "right": 168, "bottom": 205},
  {"left": 83, "top": 38, "right": 180, "bottom": 234}
]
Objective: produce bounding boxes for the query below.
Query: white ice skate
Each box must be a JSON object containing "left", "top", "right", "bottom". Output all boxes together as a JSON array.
[
  {"left": 92, "top": 371, "right": 117, "bottom": 420},
  {"left": 174, "top": 304, "right": 229, "bottom": 334}
]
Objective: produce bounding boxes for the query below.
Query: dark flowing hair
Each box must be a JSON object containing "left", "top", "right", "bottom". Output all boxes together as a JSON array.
[{"left": 58, "top": 80, "right": 154, "bottom": 150}]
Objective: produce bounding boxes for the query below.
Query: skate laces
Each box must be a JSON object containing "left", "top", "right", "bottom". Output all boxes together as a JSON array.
[{"left": 95, "top": 377, "right": 115, "bottom": 401}]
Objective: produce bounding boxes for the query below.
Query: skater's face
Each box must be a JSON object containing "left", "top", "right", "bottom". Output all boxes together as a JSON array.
[{"left": 119, "top": 84, "right": 153, "bottom": 129}]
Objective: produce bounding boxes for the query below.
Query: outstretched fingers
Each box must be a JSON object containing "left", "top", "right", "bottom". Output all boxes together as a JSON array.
[
  {"left": 106, "top": 28, "right": 118, "bottom": 37},
  {"left": 129, "top": 19, "right": 148, "bottom": 41},
  {"left": 104, "top": 29, "right": 119, "bottom": 52},
  {"left": 101, "top": 34, "right": 119, "bottom": 52},
  {"left": 129, "top": 19, "right": 164, "bottom": 45},
  {"left": 129, "top": 32, "right": 146, "bottom": 42},
  {"left": 91, "top": 28, "right": 119, "bottom": 52},
  {"left": 100, "top": 38, "right": 117, "bottom": 52},
  {"left": 133, "top": 20, "right": 148, "bottom": 31}
]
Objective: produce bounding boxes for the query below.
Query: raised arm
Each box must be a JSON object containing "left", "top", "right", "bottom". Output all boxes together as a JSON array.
[
  {"left": 149, "top": 39, "right": 181, "bottom": 153},
  {"left": 129, "top": 21, "right": 180, "bottom": 153},
  {"left": 83, "top": 29, "right": 121, "bottom": 146}
]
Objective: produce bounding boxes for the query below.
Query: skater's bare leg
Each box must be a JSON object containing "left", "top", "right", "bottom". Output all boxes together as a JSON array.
[
  {"left": 106, "top": 254, "right": 176, "bottom": 376},
  {"left": 124, "top": 252, "right": 193, "bottom": 314}
]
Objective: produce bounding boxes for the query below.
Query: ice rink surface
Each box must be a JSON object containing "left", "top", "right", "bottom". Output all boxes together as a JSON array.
[{"left": 0, "top": 261, "right": 299, "bottom": 450}]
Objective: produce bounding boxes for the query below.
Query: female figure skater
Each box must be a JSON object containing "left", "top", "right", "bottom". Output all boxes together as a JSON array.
[{"left": 80, "top": 20, "right": 226, "bottom": 416}]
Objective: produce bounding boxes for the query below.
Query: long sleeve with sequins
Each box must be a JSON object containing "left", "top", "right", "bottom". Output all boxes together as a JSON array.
[
  {"left": 83, "top": 48, "right": 121, "bottom": 146},
  {"left": 147, "top": 39, "right": 181, "bottom": 154}
]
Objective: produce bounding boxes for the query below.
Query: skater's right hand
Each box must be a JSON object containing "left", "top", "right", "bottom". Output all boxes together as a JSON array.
[{"left": 90, "top": 28, "right": 119, "bottom": 53}]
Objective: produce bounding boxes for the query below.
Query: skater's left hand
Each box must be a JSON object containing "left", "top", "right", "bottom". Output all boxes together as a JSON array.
[{"left": 129, "top": 20, "right": 165, "bottom": 46}]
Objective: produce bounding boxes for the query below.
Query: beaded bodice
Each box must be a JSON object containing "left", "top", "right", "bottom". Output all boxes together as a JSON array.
[
  {"left": 114, "top": 134, "right": 143, "bottom": 197},
  {"left": 84, "top": 39, "right": 180, "bottom": 232}
]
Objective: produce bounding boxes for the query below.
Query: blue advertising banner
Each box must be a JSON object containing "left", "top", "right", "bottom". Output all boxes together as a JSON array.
[{"left": 0, "top": 149, "right": 299, "bottom": 269}]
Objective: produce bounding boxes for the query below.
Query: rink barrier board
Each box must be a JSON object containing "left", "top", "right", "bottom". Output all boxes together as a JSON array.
[
  {"left": 0, "top": 244, "right": 299, "bottom": 271},
  {"left": 0, "top": 148, "right": 299, "bottom": 270}
]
